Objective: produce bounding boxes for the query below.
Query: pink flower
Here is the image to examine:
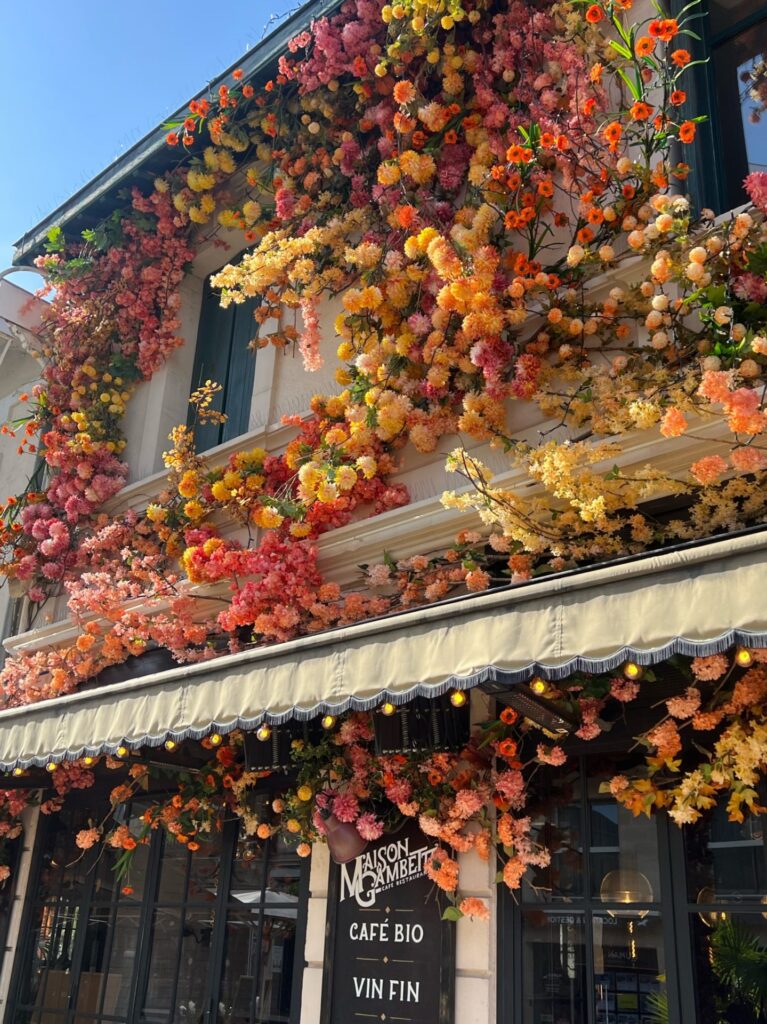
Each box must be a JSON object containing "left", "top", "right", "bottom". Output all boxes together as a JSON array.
[
  {"left": 330, "top": 792, "right": 360, "bottom": 823},
  {"left": 609, "top": 676, "right": 639, "bottom": 702},
  {"left": 458, "top": 897, "right": 490, "bottom": 920},
  {"left": 666, "top": 686, "right": 701, "bottom": 720},
  {"left": 659, "top": 407, "right": 688, "bottom": 438},
  {"left": 691, "top": 654, "right": 729, "bottom": 680},
  {"left": 732, "top": 447, "right": 767, "bottom": 473},
  {"left": 75, "top": 827, "right": 101, "bottom": 850},
  {"left": 356, "top": 813, "right": 384, "bottom": 841},
  {"left": 536, "top": 744, "right": 567, "bottom": 766},
  {"left": 745, "top": 171, "right": 767, "bottom": 212},
  {"left": 690, "top": 454, "right": 728, "bottom": 486}
]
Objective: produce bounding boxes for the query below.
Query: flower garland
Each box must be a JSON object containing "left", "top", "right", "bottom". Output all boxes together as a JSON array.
[
  {"left": 0, "top": 0, "right": 764, "bottom": 894},
  {"left": 2, "top": 643, "right": 765, "bottom": 915}
]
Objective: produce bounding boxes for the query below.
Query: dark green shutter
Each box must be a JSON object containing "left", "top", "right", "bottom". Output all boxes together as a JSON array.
[{"left": 189, "top": 278, "right": 259, "bottom": 451}]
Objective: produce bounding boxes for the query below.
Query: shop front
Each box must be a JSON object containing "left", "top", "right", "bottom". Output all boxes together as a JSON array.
[{"left": 0, "top": 531, "right": 765, "bottom": 1024}]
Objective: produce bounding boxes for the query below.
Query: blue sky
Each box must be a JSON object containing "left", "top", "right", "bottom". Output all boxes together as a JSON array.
[{"left": 0, "top": 1, "right": 298, "bottom": 289}]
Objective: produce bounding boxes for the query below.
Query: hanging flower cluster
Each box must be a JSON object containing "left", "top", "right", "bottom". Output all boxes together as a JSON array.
[
  {"left": 3, "top": 644, "right": 765, "bottom": 913},
  {"left": 0, "top": 0, "right": 763, "bottom": 794}
]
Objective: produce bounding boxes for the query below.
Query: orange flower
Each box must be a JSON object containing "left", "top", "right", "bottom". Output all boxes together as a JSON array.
[
  {"left": 537, "top": 180, "right": 554, "bottom": 198},
  {"left": 232, "top": 69, "right": 244, "bottom": 81},
  {"left": 444, "top": 129, "right": 458, "bottom": 145},
  {"left": 649, "top": 18, "right": 678, "bottom": 41},
  {"left": 123, "top": 836, "right": 137, "bottom": 851},
  {"left": 506, "top": 144, "right": 531, "bottom": 163},
  {"left": 556, "top": 134, "right": 570, "bottom": 151},
  {"left": 630, "top": 101, "right": 653, "bottom": 121},
  {"left": 678, "top": 120, "right": 696, "bottom": 143},
  {"left": 166, "top": 132, "right": 179, "bottom": 146},
  {"left": 393, "top": 80, "right": 416, "bottom": 105},
  {"left": 187, "top": 841, "right": 200, "bottom": 852},
  {"left": 635, "top": 36, "right": 655, "bottom": 57},
  {"left": 500, "top": 707, "right": 519, "bottom": 725},
  {"left": 121, "top": 885, "right": 134, "bottom": 896},
  {"left": 585, "top": 4, "right": 604, "bottom": 21},
  {"left": 498, "top": 738, "right": 518, "bottom": 759},
  {"left": 577, "top": 226, "right": 595, "bottom": 244},
  {"left": 671, "top": 48, "right": 691, "bottom": 66},
  {"left": 395, "top": 204, "right": 417, "bottom": 228},
  {"left": 539, "top": 131, "right": 556, "bottom": 148},
  {"left": 670, "top": 90, "right": 686, "bottom": 106},
  {"left": 589, "top": 63, "right": 603, "bottom": 84},
  {"left": 242, "top": 84, "right": 255, "bottom": 99}
]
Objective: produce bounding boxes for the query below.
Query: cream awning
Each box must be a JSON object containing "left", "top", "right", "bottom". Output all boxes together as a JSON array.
[{"left": 0, "top": 529, "right": 765, "bottom": 769}]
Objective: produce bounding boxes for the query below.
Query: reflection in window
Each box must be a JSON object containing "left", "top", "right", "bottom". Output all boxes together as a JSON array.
[
  {"left": 521, "top": 911, "right": 586, "bottom": 1024},
  {"left": 706, "top": 0, "right": 767, "bottom": 209}
]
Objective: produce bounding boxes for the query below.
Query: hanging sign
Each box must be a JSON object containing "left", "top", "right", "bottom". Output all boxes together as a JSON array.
[{"left": 322, "top": 819, "right": 455, "bottom": 1024}]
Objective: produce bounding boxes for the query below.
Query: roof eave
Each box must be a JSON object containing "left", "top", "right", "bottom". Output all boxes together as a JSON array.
[{"left": 12, "top": 0, "right": 342, "bottom": 267}]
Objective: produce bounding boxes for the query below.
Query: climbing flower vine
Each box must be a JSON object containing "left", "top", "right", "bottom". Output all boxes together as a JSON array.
[{"left": 0, "top": 0, "right": 764, "bottom": 895}]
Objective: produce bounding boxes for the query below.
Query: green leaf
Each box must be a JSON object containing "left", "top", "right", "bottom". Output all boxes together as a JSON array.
[
  {"left": 615, "top": 67, "right": 642, "bottom": 101},
  {"left": 441, "top": 906, "right": 464, "bottom": 921},
  {"left": 608, "top": 39, "right": 632, "bottom": 59},
  {"left": 44, "top": 226, "right": 65, "bottom": 253}
]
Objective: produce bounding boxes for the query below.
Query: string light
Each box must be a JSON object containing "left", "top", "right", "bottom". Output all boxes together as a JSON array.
[
  {"left": 256, "top": 724, "right": 272, "bottom": 742},
  {"left": 530, "top": 677, "right": 548, "bottom": 696},
  {"left": 45, "top": 762, "right": 57, "bottom": 773},
  {"left": 83, "top": 756, "right": 95, "bottom": 766},
  {"left": 321, "top": 715, "right": 337, "bottom": 730},
  {"left": 116, "top": 745, "right": 129, "bottom": 758},
  {"left": 164, "top": 739, "right": 177, "bottom": 751},
  {"left": 12, "top": 768, "right": 24, "bottom": 777},
  {"left": 735, "top": 647, "right": 753, "bottom": 668},
  {"left": 449, "top": 689, "right": 467, "bottom": 708},
  {"left": 209, "top": 733, "right": 223, "bottom": 746},
  {"left": 623, "top": 662, "right": 643, "bottom": 680},
  {"left": 380, "top": 702, "right": 396, "bottom": 716}
]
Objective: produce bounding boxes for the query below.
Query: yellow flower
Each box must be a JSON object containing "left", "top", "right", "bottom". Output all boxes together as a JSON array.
[
  {"left": 211, "top": 480, "right": 230, "bottom": 502},
  {"left": 289, "top": 522, "right": 312, "bottom": 538},
  {"left": 183, "top": 500, "right": 205, "bottom": 520},
  {"left": 145, "top": 504, "right": 167, "bottom": 524},
  {"left": 178, "top": 471, "right": 199, "bottom": 498},
  {"left": 252, "top": 505, "right": 284, "bottom": 529},
  {"left": 335, "top": 465, "right": 358, "bottom": 491}
]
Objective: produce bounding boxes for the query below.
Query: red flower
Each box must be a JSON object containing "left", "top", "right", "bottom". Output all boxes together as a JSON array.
[{"left": 585, "top": 4, "right": 604, "bottom": 22}]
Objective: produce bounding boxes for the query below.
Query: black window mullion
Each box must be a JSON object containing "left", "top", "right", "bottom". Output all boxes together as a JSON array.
[
  {"left": 61, "top": 847, "right": 99, "bottom": 1023},
  {"left": 580, "top": 757, "right": 598, "bottom": 1024},
  {"left": 205, "top": 819, "right": 238, "bottom": 1024},
  {"left": 126, "top": 828, "right": 164, "bottom": 1024},
  {"left": 658, "top": 812, "right": 697, "bottom": 1024},
  {"left": 162, "top": 847, "right": 195, "bottom": 1023},
  {"left": 249, "top": 837, "right": 271, "bottom": 1024},
  {"left": 94, "top": 866, "right": 123, "bottom": 1021}
]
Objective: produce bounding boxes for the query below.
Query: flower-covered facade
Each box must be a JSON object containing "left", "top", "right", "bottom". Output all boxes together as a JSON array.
[{"left": 0, "top": 0, "right": 766, "bottom": 1021}]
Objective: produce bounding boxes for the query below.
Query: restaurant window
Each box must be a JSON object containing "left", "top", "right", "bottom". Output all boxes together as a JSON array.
[
  {"left": 189, "top": 277, "right": 260, "bottom": 452},
  {"left": 498, "top": 753, "right": 767, "bottom": 1024},
  {"left": 689, "top": 0, "right": 767, "bottom": 213},
  {"left": 9, "top": 791, "right": 308, "bottom": 1024}
]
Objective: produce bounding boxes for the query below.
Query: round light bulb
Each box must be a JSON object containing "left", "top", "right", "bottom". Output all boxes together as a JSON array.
[
  {"left": 83, "top": 756, "right": 94, "bottom": 766},
  {"left": 45, "top": 762, "right": 57, "bottom": 773},
  {"left": 449, "top": 689, "right": 467, "bottom": 708},
  {"left": 530, "top": 677, "right": 548, "bottom": 696},
  {"left": 321, "top": 715, "right": 336, "bottom": 730},
  {"left": 736, "top": 647, "right": 753, "bottom": 668},
  {"left": 380, "top": 702, "right": 396, "bottom": 716},
  {"left": 116, "top": 745, "right": 129, "bottom": 758},
  {"left": 164, "top": 739, "right": 177, "bottom": 751},
  {"left": 623, "top": 662, "right": 643, "bottom": 680},
  {"left": 256, "top": 724, "right": 272, "bottom": 742},
  {"left": 12, "top": 767, "right": 24, "bottom": 777},
  {"left": 209, "top": 733, "right": 223, "bottom": 746}
]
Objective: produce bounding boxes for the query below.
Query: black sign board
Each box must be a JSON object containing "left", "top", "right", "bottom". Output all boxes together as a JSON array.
[{"left": 321, "top": 819, "right": 455, "bottom": 1024}]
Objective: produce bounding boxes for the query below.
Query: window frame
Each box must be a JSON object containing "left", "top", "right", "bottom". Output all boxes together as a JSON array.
[
  {"left": 682, "top": 0, "right": 767, "bottom": 213},
  {"left": 6, "top": 789, "right": 310, "bottom": 1024},
  {"left": 497, "top": 747, "right": 767, "bottom": 1024}
]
